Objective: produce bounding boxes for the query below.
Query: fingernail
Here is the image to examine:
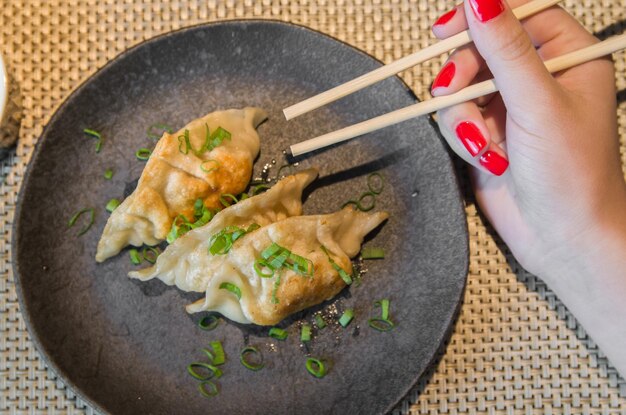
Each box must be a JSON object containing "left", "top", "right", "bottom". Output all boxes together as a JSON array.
[
  {"left": 433, "top": 8, "right": 457, "bottom": 27},
  {"left": 468, "top": 0, "right": 505, "bottom": 22},
  {"left": 479, "top": 150, "right": 509, "bottom": 176},
  {"left": 432, "top": 62, "right": 456, "bottom": 91},
  {"left": 455, "top": 121, "right": 487, "bottom": 156}
]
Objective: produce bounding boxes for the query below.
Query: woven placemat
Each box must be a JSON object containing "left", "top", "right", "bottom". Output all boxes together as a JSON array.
[{"left": 1, "top": 1, "right": 624, "bottom": 414}]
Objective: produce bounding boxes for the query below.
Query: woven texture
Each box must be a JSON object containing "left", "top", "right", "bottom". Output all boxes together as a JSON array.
[{"left": 1, "top": 1, "right": 625, "bottom": 413}]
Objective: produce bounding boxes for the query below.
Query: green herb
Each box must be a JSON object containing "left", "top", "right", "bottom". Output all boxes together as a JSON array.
[
  {"left": 209, "top": 223, "right": 259, "bottom": 256},
  {"left": 83, "top": 128, "right": 103, "bottom": 153},
  {"left": 198, "top": 381, "right": 219, "bottom": 398},
  {"left": 105, "top": 198, "right": 121, "bottom": 213},
  {"left": 356, "top": 191, "right": 376, "bottom": 211},
  {"left": 198, "top": 315, "right": 220, "bottom": 331},
  {"left": 361, "top": 247, "right": 385, "bottom": 259},
  {"left": 104, "top": 168, "right": 113, "bottom": 179},
  {"left": 315, "top": 315, "right": 326, "bottom": 329},
  {"left": 254, "top": 259, "right": 275, "bottom": 278},
  {"left": 68, "top": 207, "right": 95, "bottom": 236},
  {"left": 146, "top": 123, "right": 173, "bottom": 140},
  {"left": 135, "top": 148, "right": 151, "bottom": 161},
  {"left": 129, "top": 248, "right": 142, "bottom": 265},
  {"left": 342, "top": 172, "right": 385, "bottom": 211},
  {"left": 320, "top": 245, "right": 352, "bottom": 285},
  {"left": 178, "top": 125, "right": 231, "bottom": 156},
  {"left": 251, "top": 184, "right": 271, "bottom": 195},
  {"left": 367, "top": 299, "right": 395, "bottom": 331},
  {"left": 219, "top": 282, "right": 241, "bottom": 300},
  {"left": 167, "top": 200, "right": 215, "bottom": 243},
  {"left": 305, "top": 358, "right": 327, "bottom": 378},
  {"left": 142, "top": 246, "right": 159, "bottom": 264},
  {"left": 338, "top": 309, "right": 354, "bottom": 327},
  {"left": 367, "top": 172, "right": 385, "bottom": 194},
  {"left": 200, "top": 159, "right": 220, "bottom": 173},
  {"left": 240, "top": 346, "right": 264, "bottom": 371},
  {"left": 301, "top": 324, "right": 311, "bottom": 342},
  {"left": 208, "top": 341, "right": 225, "bottom": 365},
  {"left": 268, "top": 327, "right": 288, "bottom": 340},
  {"left": 178, "top": 129, "right": 192, "bottom": 154},
  {"left": 272, "top": 273, "right": 281, "bottom": 304},
  {"left": 187, "top": 362, "right": 223, "bottom": 381},
  {"left": 219, "top": 193, "right": 238, "bottom": 208},
  {"left": 260, "top": 243, "right": 314, "bottom": 277}
]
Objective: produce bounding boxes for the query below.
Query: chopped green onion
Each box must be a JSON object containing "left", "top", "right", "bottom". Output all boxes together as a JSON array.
[
  {"left": 219, "top": 193, "right": 238, "bottom": 207},
  {"left": 198, "top": 315, "right": 220, "bottom": 331},
  {"left": 68, "top": 208, "right": 95, "bottom": 236},
  {"left": 272, "top": 273, "right": 281, "bottom": 304},
  {"left": 367, "top": 172, "right": 385, "bottom": 194},
  {"left": 254, "top": 259, "right": 275, "bottom": 278},
  {"left": 146, "top": 123, "right": 173, "bottom": 140},
  {"left": 83, "top": 128, "right": 103, "bottom": 153},
  {"left": 367, "top": 318, "right": 395, "bottom": 332},
  {"left": 129, "top": 248, "right": 142, "bottom": 265},
  {"left": 104, "top": 168, "right": 113, "bottom": 179},
  {"left": 341, "top": 200, "right": 358, "bottom": 209},
  {"left": 268, "top": 327, "right": 288, "bottom": 340},
  {"left": 166, "top": 214, "right": 191, "bottom": 243},
  {"left": 219, "top": 282, "right": 241, "bottom": 300},
  {"left": 315, "top": 315, "right": 326, "bottom": 329},
  {"left": 320, "top": 245, "right": 352, "bottom": 285},
  {"left": 338, "top": 309, "right": 354, "bottom": 327},
  {"left": 105, "top": 198, "right": 121, "bottom": 213},
  {"left": 142, "top": 246, "right": 159, "bottom": 264},
  {"left": 135, "top": 148, "right": 151, "bottom": 161},
  {"left": 209, "top": 224, "right": 258, "bottom": 255},
  {"left": 301, "top": 324, "right": 311, "bottom": 342},
  {"left": 261, "top": 243, "right": 314, "bottom": 277},
  {"left": 208, "top": 341, "right": 225, "bottom": 365},
  {"left": 200, "top": 159, "right": 220, "bottom": 173},
  {"left": 356, "top": 191, "right": 376, "bottom": 211},
  {"left": 178, "top": 129, "right": 191, "bottom": 154},
  {"left": 206, "top": 126, "right": 231, "bottom": 151},
  {"left": 187, "top": 362, "right": 223, "bottom": 380},
  {"left": 240, "top": 346, "right": 264, "bottom": 371},
  {"left": 198, "top": 381, "right": 218, "bottom": 398},
  {"left": 251, "top": 184, "right": 271, "bottom": 195},
  {"left": 361, "top": 247, "right": 385, "bottom": 259},
  {"left": 305, "top": 358, "right": 327, "bottom": 378},
  {"left": 167, "top": 201, "right": 216, "bottom": 244},
  {"left": 376, "top": 299, "right": 391, "bottom": 320}
]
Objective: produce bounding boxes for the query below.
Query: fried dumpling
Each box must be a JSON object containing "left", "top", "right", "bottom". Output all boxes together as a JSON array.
[
  {"left": 96, "top": 107, "right": 267, "bottom": 262},
  {"left": 185, "top": 208, "right": 388, "bottom": 326},
  {"left": 128, "top": 169, "right": 319, "bottom": 292}
]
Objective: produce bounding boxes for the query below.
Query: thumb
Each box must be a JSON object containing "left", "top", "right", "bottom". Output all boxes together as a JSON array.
[{"left": 464, "top": 0, "right": 559, "bottom": 115}]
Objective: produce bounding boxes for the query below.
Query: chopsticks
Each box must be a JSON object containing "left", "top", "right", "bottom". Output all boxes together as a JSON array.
[
  {"left": 283, "top": 0, "right": 562, "bottom": 121},
  {"left": 289, "top": 33, "right": 626, "bottom": 157}
]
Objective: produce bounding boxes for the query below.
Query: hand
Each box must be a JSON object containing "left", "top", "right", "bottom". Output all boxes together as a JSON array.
[{"left": 430, "top": 0, "right": 626, "bottom": 280}]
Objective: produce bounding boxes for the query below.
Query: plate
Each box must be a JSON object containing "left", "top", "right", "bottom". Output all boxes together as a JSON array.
[{"left": 13, "top": 21, "right": 468, "bottom": 414}]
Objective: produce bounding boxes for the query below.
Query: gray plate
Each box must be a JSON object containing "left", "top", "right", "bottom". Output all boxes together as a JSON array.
[{"left": 13, "top": 21, "right": 468, "bottom": 415}]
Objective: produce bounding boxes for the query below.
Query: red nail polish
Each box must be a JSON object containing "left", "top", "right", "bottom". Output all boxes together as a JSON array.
[
  {"left": 479, "top": 150, "right": 509, "bottom": 176},
  {"left": 468, "top": 0, "right": 505, "bottom": 22},
  {"left": 455, "top": 121, "right": 487, "bottom": 156},
  {"left": 432, "top": 62, "right": 456, "bottom": 90},
  {"left": 433, "top": 8, "right": 457, "bottom": 26}
]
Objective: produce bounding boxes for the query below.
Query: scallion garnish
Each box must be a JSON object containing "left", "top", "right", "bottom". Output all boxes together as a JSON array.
[
  {"left": 254, "top": 259, "right": 275, "bottom": 278},
  {"left": 146, "top": 123, "right": 173, "bottom": 140},
  {"left": 219, "top": 282, "right": 241, "bottom": 300},
  {"left": 301, "top": 324, "right": 311, "bottom": 342},
  {"left": 177, "top": 125, "right": 231, "bottom": 156},
  {"left": 271, "top": 273, "right": 281, "bottom": 304},
  {"left": 367, "top": 298, "right": 395, "bottom": 331},
  {"left": 142, "top": 246, "right": 159, "bottom": 264},
  {"left": 105, "top": 198, "right": 121, "bottom": 213},
  {"left": 208, "top": 341, "right": 225, "bottom": 365},
  {"left": 129, "top": 248, "right": 142, "bottom": 265},
  {"left": 367, "top": 172, "right": 385, "bottom": 194},
  {"left": 135, "top": 148, "right": 151, "bottom": 161},
  {"left": 209, "top": 223, "right": 259, "bottom": 255},
  {"left": 251, "top": 184, "right": 271, "bottom": 195},
  {"left": 83, "top": 128, "right": 103, "bottom": 153},
  {"left": 240, "top": 346, "right": 264, "bottom": 371},
  {"left": 377, "top": 299, "right": 390, "bottom": 320},
  {"left": 200, "top": 159, "right": 220, "bottom": 173},
  {"left": 167, "top": 200, "right": 215, "bottom": 243},
  {"left": 104, "top": 168, "right": 113, "bottom": 179},
  {"left": 187, "top": 362, "right": 223, "bottom": 380},
  {"left": 268, "top": 327, "right": 288, "bottom": 340},
  {"left": 198, "top": 381, "right": 219, "bottom": 398},
  {"left": 361, "top": 247, "right": 385, "bottom": 259},
  {"left": 198, "top": 315, "right": 220, "bottom": 331},
  {"left": 315, "top": 315, "right": 327, "bottom": 329},
  {"left": 178, "top": 129, "right": 191, "bottom": 154},
  {"left": 305, "top": 358, "right": 327, "bottom": 378},
  {"left": 357, "top": 191, "right": 376, "bottom": 211},
  {"left": 338, "top": 309, "right": 354, "bottom": 327},
  {"left": 219, "top": 193, "right": 238, "bottom": 207},
  {"left": 260, "top": 243, "right": 314, "bottom": 277},
  {"left": 320, "top": 245, "right": 352, "bottom": 285},
  {"left": 68, "top": 207, "right": 95, "bottom": 236}
]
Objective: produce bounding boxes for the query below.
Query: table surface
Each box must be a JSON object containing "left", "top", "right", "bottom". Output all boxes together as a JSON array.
[{"left": 1, "top": 1, "right": 624, "bottom": 414}]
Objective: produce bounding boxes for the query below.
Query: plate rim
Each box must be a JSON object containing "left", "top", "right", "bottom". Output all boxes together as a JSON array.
[{"left": 12, "top": 18, "right": 469, "bottom": 415}]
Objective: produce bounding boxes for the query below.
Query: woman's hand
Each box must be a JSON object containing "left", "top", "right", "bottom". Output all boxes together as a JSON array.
[{"left": 431, "top": 0, "right": 626, "bottom": 374}]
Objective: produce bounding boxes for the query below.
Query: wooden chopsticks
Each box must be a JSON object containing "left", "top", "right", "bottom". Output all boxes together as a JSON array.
[
  {"left": 283, "top": 0, "right": 562, "bottom": 121},
  {"left": 289, "top": 33, "right": 626, "bottom": 157}
]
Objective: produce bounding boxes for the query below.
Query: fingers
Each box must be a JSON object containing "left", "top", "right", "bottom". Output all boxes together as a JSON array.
[
  {"left": 437, "top": 102, "right": 509, "bottom": 176},
  {"left": 432, "top": 4, "right": 468, "bottom": 40}
]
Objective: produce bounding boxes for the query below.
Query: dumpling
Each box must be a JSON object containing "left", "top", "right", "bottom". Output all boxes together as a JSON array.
[
  {"left": 186, "top": 208, "right": 388, "bottom": 326},
  {"left": 128, "top": 169, "right": 319, "bottom": 292},
  {"left": 96, "top": 107, "right": 267, "bottom": 262}
]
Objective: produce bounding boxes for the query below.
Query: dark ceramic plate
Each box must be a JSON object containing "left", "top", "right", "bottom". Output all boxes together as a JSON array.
[{"left": 13, "top": 21, "right": 468, "bottom": 415}]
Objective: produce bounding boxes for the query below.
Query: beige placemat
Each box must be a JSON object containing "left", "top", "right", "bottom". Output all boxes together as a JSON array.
[{"left": 0, "top": 1, "right": 624, "bottom": 413}]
